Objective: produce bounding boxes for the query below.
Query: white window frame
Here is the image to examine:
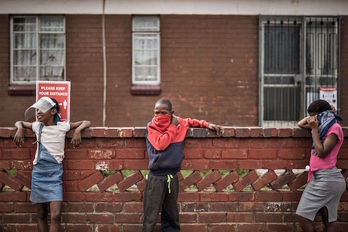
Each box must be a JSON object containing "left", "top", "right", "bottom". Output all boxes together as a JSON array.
[
  {"left": 132, "top": 16, "right": 160, "bottom": 85},
  {"left": 10, "top": 15, "right": 66, "bottom": 85}
]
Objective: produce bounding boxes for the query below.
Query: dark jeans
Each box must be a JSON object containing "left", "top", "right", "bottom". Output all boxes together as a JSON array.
[{"left": 142, "top": 174, "right": 180, "bottom": 232}]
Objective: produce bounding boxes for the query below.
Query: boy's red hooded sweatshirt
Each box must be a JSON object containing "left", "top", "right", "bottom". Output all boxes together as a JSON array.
[{"left": 146, "top": 114, "right": 209, "bottom": 176}]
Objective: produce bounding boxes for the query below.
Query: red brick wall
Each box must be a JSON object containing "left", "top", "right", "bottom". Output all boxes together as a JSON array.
[
  {"left": 104, "top": 15, "right": 258, "bottom": 127},
  {"left": 0, "top": 15, "right": 348, "bottom": 127},
  {"left": 0, "top": 15, "right": 258, "bottom": 127},
  {"left": 65, "top": 15, "right": 104, "bottom": 126},
  {"left": 340, "top": 16, "right": 348, "bottom": 123},
  {"left": 1, "top": 127, "right": 348, "bottom": 232}
]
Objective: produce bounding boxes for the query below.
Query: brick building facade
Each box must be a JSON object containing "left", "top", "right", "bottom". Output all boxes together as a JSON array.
[{"left": 0, "top": 0, "right": 347, "bottom": 127}]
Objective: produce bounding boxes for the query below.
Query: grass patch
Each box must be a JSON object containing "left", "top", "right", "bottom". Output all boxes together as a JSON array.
[
  {"left": 121, "top": 170, "right": 136, "bottom": 178},
  {"left": 199, "top": 170, "right": 212, "bottom": 177},
  {"left": 236, "top": 169, "right": 249, "bottom": 177},
  {"left": 101, "top": 170, "right": 115, "bottom": 177},
  {"left": 140, "top": 170, "right": 149, "bottom": 177},
  {"left": 218, "top": 170, "right": 230, "bottom": 176},
  {"left": 181, "top": 170, "right": 193, "bottom": 178},
  {"left": 7, "top": 169, "right": 17, "bottom": 176}
]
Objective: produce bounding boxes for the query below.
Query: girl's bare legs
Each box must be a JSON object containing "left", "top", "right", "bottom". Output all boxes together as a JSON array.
[
  {"left": 320, "top": 207, "right": 337, "bottom": 232},
  {"left": 297, "top": 215, "right": 314, "bottom": 232},
  {"left": 49, "top": 201, "right": 62, "bottom": 232},
  {"left": 37, "top": 203, "right": 48, "bottom": 232}
]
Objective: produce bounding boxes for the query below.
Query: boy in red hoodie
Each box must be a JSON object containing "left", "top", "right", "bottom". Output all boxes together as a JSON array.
[{"left": 142, "top": 98, "right": 222, "bottom": 232}]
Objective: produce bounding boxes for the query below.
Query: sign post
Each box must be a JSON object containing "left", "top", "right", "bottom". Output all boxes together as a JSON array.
[{"left": 36, "top": 81, "right": 71, "bottom": 122}]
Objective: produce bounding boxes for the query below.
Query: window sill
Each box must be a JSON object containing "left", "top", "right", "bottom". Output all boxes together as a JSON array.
[
  {"left": 8, "top": 85, "right": 35, "bottom": 96},
  {"left": 130, "top": 85, "right": 161, "bottom": 95}
]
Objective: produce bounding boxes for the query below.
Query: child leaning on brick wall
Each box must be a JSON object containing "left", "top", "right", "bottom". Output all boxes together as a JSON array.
[
  {"left": 142, "top": 98, "right": 222, "bottom": 232},
  {"left": 13, "top": 97, "right": 91, "bottom": 232},
  {"left": 296, "top": 99, "right": 346, "bottom": 232}
]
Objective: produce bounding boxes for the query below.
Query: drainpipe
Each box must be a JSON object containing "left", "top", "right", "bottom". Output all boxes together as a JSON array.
[{"left": 102, "top": 0, "right": 107, "bottom": 126}]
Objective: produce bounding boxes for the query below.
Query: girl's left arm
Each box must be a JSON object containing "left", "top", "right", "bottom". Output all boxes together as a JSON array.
[{"left": 69, "top": 121, "right": 91, "bottom": 146}]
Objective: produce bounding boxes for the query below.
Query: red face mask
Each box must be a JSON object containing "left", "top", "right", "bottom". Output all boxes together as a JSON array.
[{"left": 152, "top": 114, "right": 171, "bottom": 132}]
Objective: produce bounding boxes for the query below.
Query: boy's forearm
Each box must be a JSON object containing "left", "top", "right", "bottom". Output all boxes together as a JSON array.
[{"left": 186, "top": 118, "right": 209, "bottom": 128}]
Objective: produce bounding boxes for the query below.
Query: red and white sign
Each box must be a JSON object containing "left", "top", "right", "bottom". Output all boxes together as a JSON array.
[
  {"left": 36, "top": 81, "right": 71, "bottom": 122},
  {"left": 320, "top": 87, "right": 337, "bottom": 110}
]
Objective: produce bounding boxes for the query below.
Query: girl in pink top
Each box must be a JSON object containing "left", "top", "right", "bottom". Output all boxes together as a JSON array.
[{"left": 296, "top": 99, "right": 345, "bottom": 232}]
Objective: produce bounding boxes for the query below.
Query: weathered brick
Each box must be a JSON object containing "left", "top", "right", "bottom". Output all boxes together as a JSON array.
[
  {"left": 255, "top": 212, "right": 283, "bottom": 222},
  {"left": 63, "top": 149, "right": 88, "bottom": 160},
  {"left": 204, "top": 149, "right": 221, "bottom": 159},
  {"left": 221, "top": 149, "right": 248, "bottom": 159},
  {"left": 0, "top": 171, "right": 23, "bottom": 191},
  {"left": 114, "top": 213, "right": 142, "bottom": 223},
  {"left": 180, "top": 213, "right": 197, "bottom": 223},
  {"left": 198, "top": 212, "right": 226, "bottom": 223},
  {"left": 10, "top": 160, "right": 32, "bottom": 170},
  {"left": 263, "top": 128, "right": 278, "bottom": 137},
  {"left": 1, "top": 148, "right": 31, "bottom": 160},
  {"left": 233, "top": 170, "right": 258, "bottom": 192},
  {"left": 0, "top": 192, "right": 27, "bottom": 202},
  {"left": 62, "top": 224, "right": 93, "bottom": 232},
  {"left": 13, "top": 225, "right": 36, "bottom": 232},
  {"left": 79, "top": 171, "right": 104, "bottom": 191},
  {"left": 94, "top": 225, "right": 121, "bottom": 232},
  {"left": 227, "top": 212, "right": 253, "bottom": 222},
  {"left": 184, "top": 148, "right": 204, "bottom": 159},
  {"left": 252, "top": 170, "right": 277, "bottom": 191},
  {"left": 0, "top": 202, "right": 14, "bottom": 212},
  {"left": 3, "top": 214, "right": 31, "bottom": 223},
  {"left": 98, "top": 172, "right": 123, "bottom": 192},
  {"left": 116, "top": 149, "right": 144, "bottom": 159},
  {"left": 180, "top": 171, "right": 202, "bottom": 191},
  {"left": 61, "top": 202, "right": 94, "bottom": 212},
  {"left": 288, "top": 172, "right": 308, "bottom": 191},
  {"left": 88, "top": 149, "right": 115, "bottom": 160},
  {"left": 214, "top": 171, "right": 239, "bottom": 191},
  {"left": 199, "top": 193, "right": 229, "bottom": 202},
  {"left": 181, "top": 202, "right": 209, "bottom": 212},
  {"left": 210, "top": 202, "right": 238, "bottom": 212},
  {"left": 117, "top": 171, "right": 143, "bottom": 192},
  {"left": 123, "top": 202, "right": 143, "bottom": 212},
  {"left": 118, "top": 128, "right": 133, "bottom": 137},
  {"left": 14, "top": 203, "right": 36, "bottom": 213},
  {"left": 14, "top": 171, "right": 32, "bottom": 188},
  {"left": 196, "top": 171, "right": 221, "bottom": 191},
  {"left": 278, "top": 149, "right": 306, "bottom": 160},
  {"left": 180, "top": 224, "right": 206, "bottom": 232},
  {"left": 235, "top": 128, "right": 250, "bottom": 137},
  {"left": 270, "top": 170, "right": 296, "bottom": 190},
  {"left": 248, "top": 149, "right": 277, "bottom": 159}
]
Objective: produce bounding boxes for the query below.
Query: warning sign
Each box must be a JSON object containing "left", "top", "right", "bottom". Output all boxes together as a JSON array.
[
  {"left": 36, "top": 81, "right": 71, "bottom": 122},
  {"left": 320, "top": 87, "right": 337, "bottom": 110}
]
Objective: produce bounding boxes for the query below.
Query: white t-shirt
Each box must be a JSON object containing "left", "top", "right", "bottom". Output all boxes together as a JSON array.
[{"left": 32, "top": 121, "right": 70, "bottom": 165}]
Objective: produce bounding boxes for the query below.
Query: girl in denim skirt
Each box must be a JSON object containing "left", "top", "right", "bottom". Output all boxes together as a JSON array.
[{"left": 14, "top": 97, "right": 91, "bottom": 232}]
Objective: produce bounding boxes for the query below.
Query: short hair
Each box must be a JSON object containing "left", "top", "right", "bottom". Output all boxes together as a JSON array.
[
  {"left": 307, "top": 99, "right": 331, "bottom": 114},
  {"left": 155, "top": 98, "right": 172, "bottom": 112}
]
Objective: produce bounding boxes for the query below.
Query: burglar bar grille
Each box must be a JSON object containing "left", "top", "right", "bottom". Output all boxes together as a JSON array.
[{"left": 260, "top": 16, "right": 339, "bottom": 127}]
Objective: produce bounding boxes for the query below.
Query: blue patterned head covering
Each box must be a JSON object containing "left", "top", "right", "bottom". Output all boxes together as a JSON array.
[{"left": 312, "top": 110, "right": 342, "bottom": 149}]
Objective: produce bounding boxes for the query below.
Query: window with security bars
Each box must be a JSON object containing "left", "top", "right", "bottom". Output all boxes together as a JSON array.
[
  {"left": 259, "top": 16, "right": 339, "bottom": 127},
  {"left": 10, "top": 16, "right": 65, "bottom": 84},
  {"left": 132, "top": 16, "right": 160, "bottom": 85}
]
